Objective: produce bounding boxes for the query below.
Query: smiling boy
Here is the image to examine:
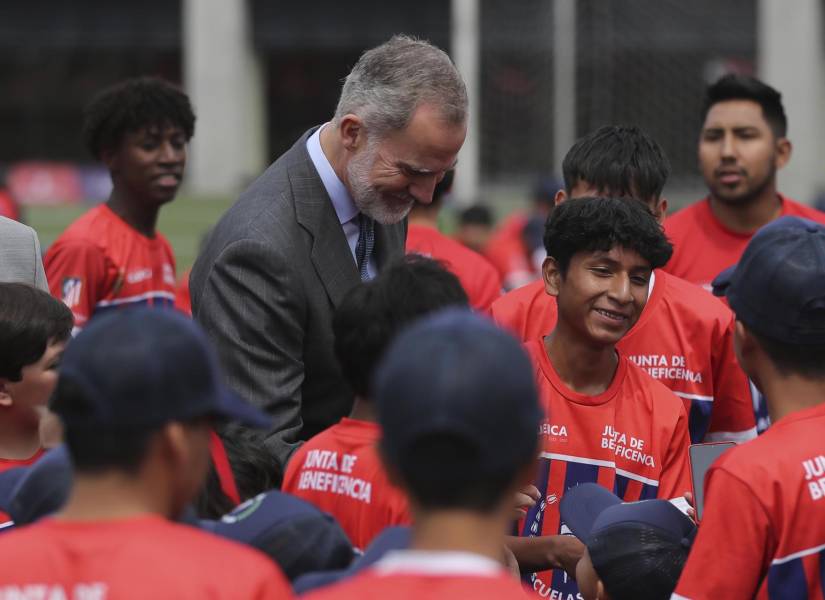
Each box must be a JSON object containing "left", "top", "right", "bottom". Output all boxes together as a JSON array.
[
  {"left": 512, "top": 197, "right": 691, "bottom": 599},
  {"left": 45, "top": 77, "right": 196, "bottom": 330}
]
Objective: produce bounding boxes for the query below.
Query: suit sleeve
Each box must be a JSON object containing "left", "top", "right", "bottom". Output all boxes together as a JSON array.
[
  {"left": 29, "top": 227, "right": 48, "bottom": 292},
  {"left": 673, "top": 468, "right": 773, "bottom": 599},
  {"left": 44, "top": 239, "right": 107, "bottom": 331},
  {"left": 193, "top": 238, "right": 305, "bottom": 469},
  {"left": 658, "top": 400, "right": 692, "bottom": 501},
  {"left": 706, "top": 315, "right": 757, "bottom": 443}
]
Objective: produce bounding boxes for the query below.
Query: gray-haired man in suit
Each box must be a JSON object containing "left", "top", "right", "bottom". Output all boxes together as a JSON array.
[
  {"left": 0, "top": 216, "right": 48, "bottom": 291},
  {"left": 191, "top": 35, "right": 468, "bottom": 468}
]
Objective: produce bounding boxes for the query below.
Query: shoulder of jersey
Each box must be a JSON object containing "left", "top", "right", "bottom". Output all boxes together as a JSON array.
[
  {"left": 491, "top": 279, "right": 545, "bottom": 312},
  {"left": 785, "top": 198, "right": 825, "bottom": 225},
  {"left": 50, "top": 205, "right": 111, "bottom": 246},
  {"left": 663, "top": 200, "right": 704, "bottom": 236},
  {"left": 657, "top": 271, "right": 731, "bottom": 320},
  {"left": 622, "top": 356, "right": 687, "bottom": 414}
]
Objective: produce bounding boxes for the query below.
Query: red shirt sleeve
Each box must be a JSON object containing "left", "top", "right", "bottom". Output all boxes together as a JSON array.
[
  {"left": 674, "top": 468, "right": 773, "bottom": 599},
  {"left": 658, "top": 401, "right": 692, "bottom": 501},
  {"left": 44, "top": 240, "right": 108, "bottom": 330},
  {"left": 706, "top": 315, "right": 757, "bottom": 443}
]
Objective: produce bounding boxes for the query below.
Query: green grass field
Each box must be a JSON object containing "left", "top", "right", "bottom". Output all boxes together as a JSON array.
[{"left": 26, "top": 196, "right": 236, "bottom": 276}]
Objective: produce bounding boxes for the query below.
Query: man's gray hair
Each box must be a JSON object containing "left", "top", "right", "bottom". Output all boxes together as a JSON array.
[{"left": 334, "top": 35, "right": 468, "bottom": 136}]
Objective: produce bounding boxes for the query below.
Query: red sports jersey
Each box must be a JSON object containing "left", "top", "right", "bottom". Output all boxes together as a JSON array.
[
  {"left": 0, "top": 514, "right": 293, "bottom": 598},
  {"left": 44, "top": 204, "right": 177, "bottom": 331},
  {"left": 406, "top": 223, "right": 502, "bottom": 312},
  {"left": 663, "top": 195, "right": 825, "bottom": 290},
  {"left": 303, "top": 550, "right": 529, "bottom": 600},
  {"left": 490, "top": 271, "right": 756, "bottom": 444},
  {"left": 522, "top": 340, "right": 691, "bottom": 599},
  {"left": 674, "top": 403, "right": 825, "bottom": 600},
  {"left": 282, "top": 418, "right": 410, "bottom": 551},
  {"left": 175, "top": 267, "right": 193, "bottom": 316},
  {"left": 484, "top": 214, "right": 539, "bottom": 291}
]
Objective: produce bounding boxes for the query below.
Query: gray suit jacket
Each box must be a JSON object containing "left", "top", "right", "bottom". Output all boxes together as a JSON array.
[
  {"left": 0, "top": 216, "right": 48, "bottom": 291},
  {"left": 190, "top": 128, "right": 406, "bottom": 468}
]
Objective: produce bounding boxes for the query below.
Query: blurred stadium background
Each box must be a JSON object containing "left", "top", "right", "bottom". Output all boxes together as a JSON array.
[{"left": 2, "top": 0, "right": 823, "bottom": 272}]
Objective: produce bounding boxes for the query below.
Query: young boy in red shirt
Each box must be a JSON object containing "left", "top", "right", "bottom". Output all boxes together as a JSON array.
[
  {"left": 305, "top": 309, "right": 540, "bottom": 600},
  {"left": 491, "top": 125, "right": 756, "bottom": 444},
  {"left": 675, "top": 217, "right": 825, "bottom": 599},
  {"left": 45, "top": 78, "right": 195, "bottom": 331},
  {"left": 0, "top": 308, "right": 292, "bottom": 598},
  {"left": 509, "top": 197, "right": 692, "bottom": 599},
  {"left": 0, "top": 283, "right": 72, "bottom": 525},
  {"left": 283, "top": 256, "right": 469, "bottom": 550}
]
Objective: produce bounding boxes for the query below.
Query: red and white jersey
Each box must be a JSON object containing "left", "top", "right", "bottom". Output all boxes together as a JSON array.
[
  {"left": 406, "top": 223, "right": 502, "bottom": 313},
  {"left": 522, "top": 341, "right": 691, "bottom": 599},
  {"left": 663, "top": 195, "right": 825, "bottom": 291},
  {"left": 302, "top": 550, "right": 529, "bottom": 600},
  {"left": 674, "top": 403, "right": 825, "bottom": 600},
  {"left": 491, "top": 270, "right": 756, "bottom": 444},
  {"left": 282, "top": 418, "right": 410, "bottom": 551},
  {"left": 0, "top": 514, "right": 293, "bottom": 598},
  {"left": 44, "top": 204, "right": 177, "bottom": 331}
]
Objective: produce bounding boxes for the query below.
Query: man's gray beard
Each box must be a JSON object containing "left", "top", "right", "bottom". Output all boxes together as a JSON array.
[{"left": 347, "top": 144, "right": 414, "bottom": 225}]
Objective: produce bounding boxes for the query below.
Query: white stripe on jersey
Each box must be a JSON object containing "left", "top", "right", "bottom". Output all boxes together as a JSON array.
[
  {"left": 540, "top": 452, "right": 660, "bottom": 486},
  {"left": 673, "top": 391, "right": 714, "bottom": 403},
  {"left": 704, "top": 427, "right": 758, "bottom": 444},
  {"left": 771, "top": 541, "right": 825, "bottom": 565},
  {"left": 95, "top": 291, "right": 176, "bottom": 308}
]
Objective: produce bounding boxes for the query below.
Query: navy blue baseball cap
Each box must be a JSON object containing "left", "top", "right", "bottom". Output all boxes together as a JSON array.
[
  {"left": 712, "top": 216, "right": 825, "bottom": 344},
  {"left": 51, "top": 308, "right": 271, "bottom": 430},
  {"left": 199, "top": 490, "right": 354, "bottom": 581},
  {"left": 560, "top": 483, "right": 695, "bottom": 600},
  {"left": 373, "top": 308, "right": 541, "bottom": 477},
  {"left": 0, "top": 446, "right": 72, "bottom": 528}
]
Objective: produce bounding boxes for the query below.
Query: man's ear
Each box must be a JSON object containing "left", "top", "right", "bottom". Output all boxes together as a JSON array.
[
  {"left": 554, "top": 189, "right": 568, "bottom": 207},
  {"left": 775, "top": 137, "right": 792, "bottom": 171},
  {"left": 338, "top": 114, "right": 366, "bottom": 153},
  {"left": 543, "top": 257, "right": 562, "bottom": 298},
  {"left": 654, "top": 197, "right": 668, "bottom": 224},
  {"left": 0, "top": 381, "right": 12, "bottom": 407},
  {"left": 596, "top": 578, "right": 610, "bottom": 600},
  {"left": 158, "top": 422, "right": 189, "bottom": 470}
]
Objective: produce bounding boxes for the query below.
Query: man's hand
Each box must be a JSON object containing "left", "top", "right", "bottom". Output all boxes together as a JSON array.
[
  {"left": 512, "top": 484, "right": 541, "bottom": 520},
  {"left": 505, "top": 534, "right": 585, "bottom": 578}
]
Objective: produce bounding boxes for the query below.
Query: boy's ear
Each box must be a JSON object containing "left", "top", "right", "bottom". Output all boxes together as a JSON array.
[
  {"left": 0, "top": 381, "right": 13, "bottom": 407},
  {"left": 543, "top": 257, "right": 562, "bottom": 298}
]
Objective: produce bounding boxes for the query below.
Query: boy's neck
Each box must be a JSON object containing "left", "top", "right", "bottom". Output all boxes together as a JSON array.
[
  {"left": 348, "top": 395, "right": 378, "bottom": 422},
  {"left": 761, "top": 375, "right": 825, "bottom": 423},
  {"left": 409, "top": 506, "right": 510, "bottom": 565},
  {"left": 544, "top": 324, "right": 618, "bottom": 396},
  {"left": 0, "top": 413, "right": 41, "bottom": 461},
  {"left": 107, "top": 192, "right": 159, "bottom": 238},
  {"left": 58, "top": 471, "right": 173, "bottom": 522}
]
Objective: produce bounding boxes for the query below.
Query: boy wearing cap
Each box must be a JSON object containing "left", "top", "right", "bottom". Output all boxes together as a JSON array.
[
  {"left": 491, "top": 125, "right": 756, "bottom": 445},
  {"left": 304, "top": 310, "right": 541, "bottom": 599},
  {"left": 510, "top": 197, "right": 692, "bottom": 598},
  {"left": 0, "top": 308, "right": 292, "bottom": 598},
  {"left": 674, "top": 216, "right": 825, "bottom": 599},
  {"left": 45, "top": 78, "right": 195, "bottom": 331},
  {"left": 283, "top": 256, "right": 469, "bottom": 551},
  {"left": 560, "top": 483, "right": 695, "bottom": 600}
]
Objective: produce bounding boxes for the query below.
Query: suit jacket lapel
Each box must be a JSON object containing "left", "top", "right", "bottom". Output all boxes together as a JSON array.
[{"left": 289, "top": 129, "right": 360, "bottom": 307}]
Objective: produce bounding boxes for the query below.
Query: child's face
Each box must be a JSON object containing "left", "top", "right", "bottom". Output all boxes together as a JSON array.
[
  {"left": 110, "top": 123, "right": 187, "bottom": 207},
  {"left": 6, "top": 339, "right": 66, "bottom": 412},
  {"left": 547, "top": 246, "right": 652, "bottom": 347}
]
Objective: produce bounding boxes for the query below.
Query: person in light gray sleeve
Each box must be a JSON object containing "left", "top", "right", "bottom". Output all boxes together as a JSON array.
[
  {"left": 0, "top": 216, "right": 48, "bottom": 291},
  {"left": 190, "top": 34, "right": 468, "bottom": 469}
]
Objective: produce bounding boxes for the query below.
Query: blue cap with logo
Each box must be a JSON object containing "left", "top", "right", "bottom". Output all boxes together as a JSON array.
[
  {"left": 712, "top": 216, "right": 825, "bottom": 344},
  {"left": 51, "top": 307, "right": 271, "bottom": 430}
]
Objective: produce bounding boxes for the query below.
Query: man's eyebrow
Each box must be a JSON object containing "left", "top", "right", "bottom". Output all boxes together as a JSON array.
[{"left": 398, "top": 158, "right": 460, "bottom": 174}]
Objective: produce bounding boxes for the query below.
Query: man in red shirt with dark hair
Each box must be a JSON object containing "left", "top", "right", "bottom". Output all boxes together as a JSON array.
[{"left": 664, "top": 74, "right": 825, "bottom": 291}]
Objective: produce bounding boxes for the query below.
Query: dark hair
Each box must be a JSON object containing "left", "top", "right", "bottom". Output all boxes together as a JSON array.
[
  {"left": 544, "top": 197, "right": 673, "bottom": 275},
  {"left": 333, "top": 256, "right": 469, "bottom": 397},
  {"left": 392, "top": 433, "right": 530, "bottom": 512},
  {"left": 82, "top": 77, "right": 196, "bottom": 160},
  {"left": 751, "top": 330, "right": 825, "bottom": 379},
  {"left": 459, "top": 204, "right": 493, "bottom": 227},
  {"left": 563, "top": 125, "right": 670, "bottom": 203},
  {"left": 195, "top": 426, "right": 281, "bottom": 519},
  {"left": 0, "top": 283, "right": 73, "bottom": 381},
  {"left": 702, "top": 74, "right": 787, "bottom": 138}
]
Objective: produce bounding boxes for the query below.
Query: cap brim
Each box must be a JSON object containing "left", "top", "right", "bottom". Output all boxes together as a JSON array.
[
  {"left": 214, "top": 388, "right": 272, "bottom": 429},
  {"left": 711, "top": 264, "right": 737, "bottom": 297},
  {"left": 560, "top": 483, "right": 622, "bottom": 541}
]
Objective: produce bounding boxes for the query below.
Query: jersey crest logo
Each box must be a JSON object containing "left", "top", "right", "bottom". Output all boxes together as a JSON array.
[{"left": 61, "top": 277, "right": 82, "bottom": 308}]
